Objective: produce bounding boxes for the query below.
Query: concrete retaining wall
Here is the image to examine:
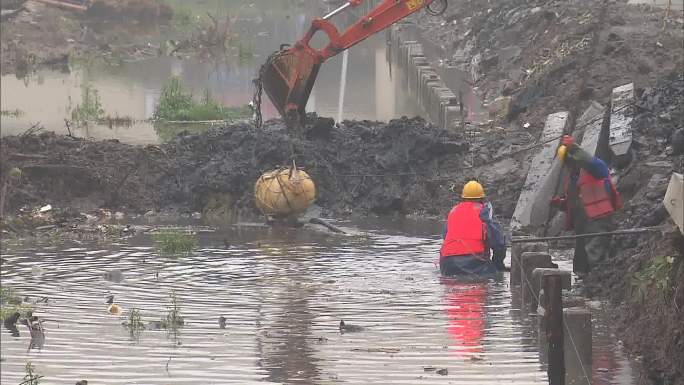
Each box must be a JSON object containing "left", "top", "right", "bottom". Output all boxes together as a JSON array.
[{"left": 389, "top": 25, "right": 461, "bottom": 130}]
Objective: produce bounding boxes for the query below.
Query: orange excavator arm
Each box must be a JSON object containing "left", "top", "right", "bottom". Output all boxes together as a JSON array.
[{"left": 255, "top": 0, "right": 446, "bottom": 127}]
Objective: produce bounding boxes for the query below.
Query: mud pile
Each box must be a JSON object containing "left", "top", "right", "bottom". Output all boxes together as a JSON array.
[
  {"left": 586, "top": 73, "right": 684, "bottom": 384},
  {"left": 0, "top": 116, "right": 529, "bottom": 221},
  {"left": 416, "top": 0, "right": 683, "bottom": 130}
]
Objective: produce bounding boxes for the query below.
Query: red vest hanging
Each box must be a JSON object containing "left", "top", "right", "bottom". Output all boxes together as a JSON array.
[
  {"left": 577, "top": 170, "right": 622, "bottom": 219},
  {"left": 440, "top": 202, "right": 486, "bottom": 259}
]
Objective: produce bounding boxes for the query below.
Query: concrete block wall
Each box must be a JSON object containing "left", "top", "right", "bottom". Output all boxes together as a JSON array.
[{"left": 390, "top": 25, "right": 462, "bottom": 130}]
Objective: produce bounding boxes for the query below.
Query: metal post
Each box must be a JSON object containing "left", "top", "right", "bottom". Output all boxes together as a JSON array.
[{"left": 544, "top": 274, "right": 565, "bottom": 385}]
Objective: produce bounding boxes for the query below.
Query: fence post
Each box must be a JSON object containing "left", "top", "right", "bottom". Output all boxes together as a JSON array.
[{"left": 544, "top": 274, "right": 565, "bottom": 385}]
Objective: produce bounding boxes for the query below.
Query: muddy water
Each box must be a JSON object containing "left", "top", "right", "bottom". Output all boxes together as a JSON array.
[
  {"left": 0, "top": 2, "right": 419, "bottom": 144},
  {"left": 1, "top": 221, "right": 638, "bottom": 384}
]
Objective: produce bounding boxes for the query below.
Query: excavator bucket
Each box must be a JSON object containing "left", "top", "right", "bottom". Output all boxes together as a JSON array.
[{"left": 260, "top": 45, "right": 321, "bottom": 127}]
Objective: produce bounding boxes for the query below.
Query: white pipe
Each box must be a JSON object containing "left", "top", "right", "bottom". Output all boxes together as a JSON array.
[{"left": 337, "top": 49, "right": 349, "bottom": 124}]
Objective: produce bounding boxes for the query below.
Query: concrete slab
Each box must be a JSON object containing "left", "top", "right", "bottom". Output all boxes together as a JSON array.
[
  {"left": 530, "top": 268, "right": 572, "bottom": 311},
  {"left": 577, "top": 101, "right": 606, "bottom": 157},
  {"left": 519, "top": 253, "right": 556, "bottom": 307},
  {"left": 443, "top": 105, "right": 461, "bottom": 131},
  {"left": 511, "top": 111, "right": 569, "bottom": 232},
  {"left": 563, "top": 307, "right": 592, "bottom": 385},
  {"left": 511, "top": 243, "right": 549, "bottom": 287},
  {"left": 609, "top": 83, "right": 634, "bottom": 165},
  {"left": 664, "top": 172, "right": 683, "bottom": 234}
]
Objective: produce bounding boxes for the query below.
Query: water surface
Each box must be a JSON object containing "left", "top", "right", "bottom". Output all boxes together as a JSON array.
[{"left": 1, "top": 221, "right": 638, "bottom": 384}]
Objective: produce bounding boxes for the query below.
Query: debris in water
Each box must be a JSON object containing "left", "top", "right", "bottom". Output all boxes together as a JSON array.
[
  {"left": 105, "top": 295, "right": 122, "bottom": 315},
  {"left": 436, "top": 368, "right": 448, "bottom": 375},
  {"left": 351, "top": 347, "right": 400, "bottom": 354},
  {"left": 339, "top": 320, "right": 364, "bottom": 333},
  {"left": 218, "top": 316, "right": 226, "bottom": 329}
]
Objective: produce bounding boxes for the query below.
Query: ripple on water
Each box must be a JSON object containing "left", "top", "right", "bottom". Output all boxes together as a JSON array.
[{"left": 0, "top": 229, "right": 636, "bottom": 384}]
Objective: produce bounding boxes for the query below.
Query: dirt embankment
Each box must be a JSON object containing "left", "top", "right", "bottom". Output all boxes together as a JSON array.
[
  {"left": 586, "top": 73, "right": 684, "bottom": 385},
  {"left": 416, "top": 0, "right": 683, "bottom": 128},
  {"left": 0, "top": 116, "right": 532, "bottom": 223},
  {"left": 0, "top": 0, "right": 172, "bottom": 76}
]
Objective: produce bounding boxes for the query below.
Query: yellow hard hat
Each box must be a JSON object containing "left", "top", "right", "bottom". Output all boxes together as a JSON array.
[
  {"left": 557, "top": 145, "right": 567, "bottom": 163},
  {"left": 462, "top": 181, "right": 485, "bottom": 199}
]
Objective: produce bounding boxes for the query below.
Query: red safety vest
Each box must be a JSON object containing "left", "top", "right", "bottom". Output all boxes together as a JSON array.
[
  {"left": 440, "top": 201, "right": 486, "bottom": 259},
  {"left": 577, "top": 170, "right": 623, "bottom": 219}
]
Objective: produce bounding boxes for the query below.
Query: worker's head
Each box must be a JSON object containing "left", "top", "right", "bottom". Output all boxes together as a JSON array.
[{"left": 462, "top": 180, "right": 485, "bottom": 201}]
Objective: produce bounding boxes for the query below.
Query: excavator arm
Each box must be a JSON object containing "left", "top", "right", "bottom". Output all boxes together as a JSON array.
[{"left": 256, "top": 0, "right": 444, "bottom": 127}]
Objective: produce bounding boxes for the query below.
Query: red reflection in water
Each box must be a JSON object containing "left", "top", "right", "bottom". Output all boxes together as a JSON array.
[{"left": 443, "top": 280, "right": 487, "bottom": 357}]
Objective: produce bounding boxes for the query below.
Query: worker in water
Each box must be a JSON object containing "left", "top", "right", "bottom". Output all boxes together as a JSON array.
[
  {"left": 440, "top": 181, "right": 507, "bottom": 276},
  {"left": 551, "top": 135, "right": 623, "bottom": 275}
]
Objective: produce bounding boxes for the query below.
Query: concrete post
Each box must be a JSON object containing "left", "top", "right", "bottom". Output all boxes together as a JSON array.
[
  {"left": 544, "top": 274, "right": 565, "bottom": 385},
  {"left": 511, "top": 111, "right": 569, "bottom": 231},
  {"left": 563, "top": 307, "right": 592, "bottom": 385},
  {"left": 510, "top": 242, "right": 549, "bottom": 287},
  {"left": 608, "top": 83, "right": 634, "bottom": 166},
  {"left": 530, "top": 268, "right": 571, "bottom": 312},
  {"left": 520, "top": 253, "right": 556, "bottom": 309},
  {"left": 577, "top": 101, "right": 606, "bottom": 157}
]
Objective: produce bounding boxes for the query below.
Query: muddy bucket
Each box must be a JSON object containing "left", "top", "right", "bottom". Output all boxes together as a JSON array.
[
  {"left": 254, "top": 166, "right": 316, "bottom": 218},
  {"left": 260, "top": 45, "right": 321, "bottom": 127}
]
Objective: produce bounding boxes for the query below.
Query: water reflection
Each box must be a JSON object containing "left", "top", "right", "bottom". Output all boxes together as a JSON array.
[
  {"left": 0, "top": 224, "right": 640, "bottom": 384},
  {"left": 443, "top": 280, "right": 487, "bottom": 357}
]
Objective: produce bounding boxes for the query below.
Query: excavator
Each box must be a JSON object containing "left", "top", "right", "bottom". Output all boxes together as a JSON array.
[{"left": 254, "top": 0, "right": 447, "bottom": 127}]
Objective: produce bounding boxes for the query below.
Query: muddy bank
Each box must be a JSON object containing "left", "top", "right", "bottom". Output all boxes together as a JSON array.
[
  {"left": 586, "top": 73, "right": 684, "bottom": 385},
  {"left": 415, "top": 0, "right": 683, "bottom": 130},
  {"left": 0, "top": 0, "right": 173, "bottom": 76},
  {"left": 0, "top": 116, "right": 530, "bottom": 224}
]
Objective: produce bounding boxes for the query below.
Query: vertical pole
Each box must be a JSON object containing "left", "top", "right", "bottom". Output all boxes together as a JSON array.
[
  {"left": 337, "top": 49, "right": 349, "bottom": 124},
  {"left": 544, "top": 274, "right": 565, "bottom": 385}
]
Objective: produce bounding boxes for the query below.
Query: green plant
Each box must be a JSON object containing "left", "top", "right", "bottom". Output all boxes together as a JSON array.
[
  {"left": 71, "top": 84, "right": 105, "bottom": 124},
  {"left": 631, "top": 255, "right": 676, "bottom": 302},
  {"left": 20, "top": 362, "right": 43, "bottom": 385},
  {"left": 154, "top": 77, "right": 250, "bottom": 122},
  {"left": 123, "top": 308, "right": 146, "bottom": 335},
  {"left": 0, "top": 286, "right": 33, "bottom": 321},
  {"left": 153, "top": 229, "right": 197, "bottom": 255},
  {"left": 166, "top": 290, "right": 184, "bottom": 331}
]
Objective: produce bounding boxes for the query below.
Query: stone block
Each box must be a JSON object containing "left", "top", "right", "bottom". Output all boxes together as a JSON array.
[
  {"left": 530, "top": 268, "right": 572, "bottom": 312},
  {"left": 664, "top": 172, "right": 683, "bottom": 235},
  {"left": 577, "top": 101, "right": 606, "bottom": 157},
  {"left": 563, "top": 307, "right": 592, "bottom": 385},
  {"left": 511, "top": 111, "right": 569, "bottom": 231},
  {"left": 519, "top": 253, "right": 556, "bottom": 308},
  {"left": 511, "top": 242, "right": 549, "bottom": 287},
  {"left": 609, "top": 83, "right": 634, "bottom": 166}
]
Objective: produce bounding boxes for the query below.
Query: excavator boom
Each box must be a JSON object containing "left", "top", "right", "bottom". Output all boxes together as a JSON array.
[{"left": 257, "top": 0, "right": 442, "bottom": 127}]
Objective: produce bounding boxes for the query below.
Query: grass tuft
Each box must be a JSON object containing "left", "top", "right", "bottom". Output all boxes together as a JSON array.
[
  {"left": 153, "top": 77, "right": 250, "bottom": 122},
  {"left": 153, "top": 229, "right": 197, "bottom": 256},
  {"left": 166, "top": 290, "right": 184, "bottom": 331},
  {"left": 71, "top": 84, "right": 105, "bottom": 124},
  {"left": 0, "top": 286, "right": 33, "bottom": 321}
]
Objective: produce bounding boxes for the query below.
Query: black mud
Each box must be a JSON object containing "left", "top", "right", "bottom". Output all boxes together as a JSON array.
[{"left": 0, "top": 116, "right": 529, "bottom": 222}]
